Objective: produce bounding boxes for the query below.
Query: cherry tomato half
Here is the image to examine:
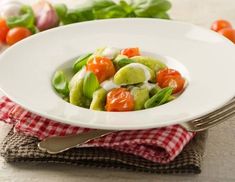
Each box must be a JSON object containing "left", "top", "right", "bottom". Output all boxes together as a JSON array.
[
  {"left": 156, "top": 68, "right": 181, "bottom": 86},
  {"left": 105, "top": 88, "right": 134, "bottom": 112},
  {"left": 6, "top": 27, "right": 32, "bottom": 46},
  {"left": 211, "top": 20, "right": 232, "bottom": 32},
  {"left": 0, "top": 19, "right": 9, "bottom": 43},
  {"left": 218, "top": 28, "right": 235, "bottom": 43},
  {"left": 121, "top": 47, "right": 140, "bottom": 58},
  {"left": 86, "top": 56, "right": 116, "bottom": 83},
  {"left": 161, "top": 76, "right": 185, "bottom": 94}
]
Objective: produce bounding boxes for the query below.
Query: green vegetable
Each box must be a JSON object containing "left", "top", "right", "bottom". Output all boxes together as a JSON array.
[
  {"left": 131, "top": 87, "right": 149, "bottom": 110},
  {"left": 73, "top": 53, "right": 92, "bottom": 73},
  {"left": 69, "top": 78, "right": 91, "bottom": 108},
  {"left": 83, "top": 72, "right": 100, "bottom": 99},
  {"left": 131, "top": 56, "right": 166, "bottom": 72},
  {"left": 116, "top": 58, "right": 135, "bottom": 68},
  {"left": 144, "top": 87, "right": 173, "bottom": 109},
  {"left": 167, "top": 95, "right": 176, "bottom": 102},
  {"left": 6, "top": 6, "right": 35, "bottom": 31},
  {"left": 130, "top": 0, "right": 171, "bottom": 18},
  {"left": 54, "top": 0, "right": 171, "bottom": 25},
  {"left": 54, "top": 2, "right": 94, "bottom": 25},
  {"left": 52, "top": 71, "right": 69, "bottom": 97},
  {"left": 114, "top": 63, "right": 147, "bottom": 85},
  {"left": 119, "top": 0, "right": 135, "bottom": 17},
  {"left": 92, "top": 0, "right": 127, "bottom": 19},
  {"left": 149, "top": 85, "right": 160, "bottom": 96},
  {"left": 69, "top": 67, "right": 85, "bottom": 90},
  {"left": 90, "top": 88, "right": 107, "bottom": 111},
  {"left": 54, "top": 4, "right": 68, "bottom": 23}
]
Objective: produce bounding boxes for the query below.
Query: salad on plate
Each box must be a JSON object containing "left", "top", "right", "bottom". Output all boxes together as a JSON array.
[{"left": 52, "top": 47, "right": 186, "bottom": 112}]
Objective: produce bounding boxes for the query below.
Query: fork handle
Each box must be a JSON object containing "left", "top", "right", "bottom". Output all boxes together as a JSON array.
[{"left": 38, "top": 130, "right": 113, "bottom": 154}]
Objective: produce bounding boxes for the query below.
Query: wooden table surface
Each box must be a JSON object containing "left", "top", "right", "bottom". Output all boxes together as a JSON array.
[{"left": 0, "top": 0, "right": 235, "bottom": 181}]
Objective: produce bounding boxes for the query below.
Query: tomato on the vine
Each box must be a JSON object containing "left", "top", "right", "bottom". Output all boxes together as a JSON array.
[
  {"left": 211, "top": 20, "right": 232, "bottom": 32},
  {"left": 105, "top": 88, "right": 134, "bottom": 112},
  {"left": 86, "top": 56, "right": 116, "bottom": 83},
  {"left": 218, "top": 28, "right": 235, "bottom": 43},
  {"left": 6, "top": 27, "right": 32, "bottom": 45},
  {"left": 0, "top": 19, "right": 9, "bottom": 43}
]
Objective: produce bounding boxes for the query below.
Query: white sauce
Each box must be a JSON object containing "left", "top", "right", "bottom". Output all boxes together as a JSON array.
[
  {"left": 141, "top": 82, "right": 156, "bottom": 90},
  {"left": 101, "top": 79, "right": 119, "bottom": 91},
  {"left": 0, "top": 1, "right": 22, "bottom": 19},
  {"left": 101, "top": 47, "right": 120, "bottom": 59},
  {"left": 69, "top": 67, "right": 86, "bottom": 89},
  {"left": 126, "top": 63, "right": 151, "bottom": 82}
]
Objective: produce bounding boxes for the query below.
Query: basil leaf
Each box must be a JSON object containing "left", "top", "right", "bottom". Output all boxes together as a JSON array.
[
  {"left": 144, "top": 87, "right": 173, "bottom": 108},
  {"left": 73, "top": 53, "right": 92, "bottom": 73},
  {"left": 130, "top": 0, "right": 171, "bottom": 18},
  {"left": 92, "top": 0, "right": 127, "bottom": 19},
  {"left": 52, "top": 71, "right": 69, "bottom": 97},
  {"left": 54, "top": 3, "right": 68, "bottom": 23},
  {"left": 119, "top": 0, "right": 135, "bottom": 14},
  {"left": 83, "top": 72, "right": 100, "bottom": 99},
  {"left": 53, "top": 0, "right": 171, "bottom": 25}
]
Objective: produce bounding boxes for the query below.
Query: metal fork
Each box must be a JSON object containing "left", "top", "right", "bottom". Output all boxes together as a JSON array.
[
  {"left": 38, "top": 97, "right": 235, "bottom": 154},
  {"left": 180, "top": 97, "right": 235, "bottom": 132}
]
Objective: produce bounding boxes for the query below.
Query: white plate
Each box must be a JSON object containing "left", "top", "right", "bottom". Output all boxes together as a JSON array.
[{"left": 0, "top": 18, "right": 235, "bottom": 130}]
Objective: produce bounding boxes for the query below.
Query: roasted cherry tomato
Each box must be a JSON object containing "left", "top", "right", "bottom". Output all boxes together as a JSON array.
[
  {"left": 156, "top": 68, "right": 181, "bottom": 86},
  {"left": 218, "top": 28, "right": 235, "bottom": 43},
  {"left": 161, "top": 76, "right": 185, "bottom": 94},
  {"left": 211, "top": 20, "right": 232, "bottom": 32},
  {"left": 121, "top": 47, "right": 140, "bottom": 58},
  {"left": 105, "top": 88, "right": 134, "bottom": 112},
  {"left": 86, "top": 56, "right": 116, "bottom": 83},
  {"left": 0, "top": 19, "right": 9, "bottom": 43},
  {"left": 6, "top": 27, "right": 32, "bottom": 45}
]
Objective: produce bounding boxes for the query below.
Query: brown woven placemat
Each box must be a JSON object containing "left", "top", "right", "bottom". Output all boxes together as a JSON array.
[{"left": 0, "top": 129, "right": 207, "bottom": 174}]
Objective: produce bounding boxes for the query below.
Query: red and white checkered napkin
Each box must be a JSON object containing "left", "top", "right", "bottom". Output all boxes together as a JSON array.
[{"left": 0, "top": 96, "right": 195, "bottom": 163}]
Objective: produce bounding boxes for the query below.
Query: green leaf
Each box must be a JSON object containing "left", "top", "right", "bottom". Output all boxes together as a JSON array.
[
  {"left": 92, "top": 0, "right": 127, "bottom": 19},
  {"left": 130, "top": 0, "right": 171, "bottom": 18},
  {"left": 152, "top": 11, "right": 170, "bottom": 19},
  {"left": 54, "top": 3, "right": 68, "bottom": 23},
  {"left": 83, "top": 72, "right": 100, "bottom": 99},
  {"left": 75, "top": 6, "right": 95, "bottom": 22},
  {"left": 73, "top": 53, "right": 92, "bottom": 73},
  {"left": 52, "top": 71, "right": 69, "bottom": 97},
  {"left": 119, "top": 0, "right": 135, "bottom": 15},
  {"left": 144, "top": 87, "right": 173, "bottom": 108}
]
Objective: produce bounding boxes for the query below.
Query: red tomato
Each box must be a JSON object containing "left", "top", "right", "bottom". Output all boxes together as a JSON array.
[
  {"left": 156, "top": 68, "right": 181, "bottom": 86},
  {"left": 121, "top": 47, "right": 140, "bottom": 58},
  {"left": 161, "top": 76, "right": 185, "bottom": 94},
  {"left": 0, "top": 19, "right": 9, "bottom": 43},
  {"left": 211, "top": 20, "right": 232, "bottom": 32},
  {"left": 6, "top": 27, "right": 32, "bottom": 45},
  {"left": 86, "top": 56, "right": 116, "bottom": 83},
  {"left": 105, "top": 88, "right": 134, "bottom": 112},
  {"left": 218, "top": 28, "right": 235, "bottom": 43}
]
